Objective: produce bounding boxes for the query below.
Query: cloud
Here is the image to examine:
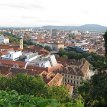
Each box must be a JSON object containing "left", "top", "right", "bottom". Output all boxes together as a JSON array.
[
  {"left": 0, "top": 0, "right": 107, "bottom": 26},
  {"left": 0, "top": 3, "right": 45, "bottom": 10},
  {"left": 30, "top": 4, "right": 46, "bottom": 9},
  {"left": 82, "top": 11, "right": 91, "bottom": 15}
]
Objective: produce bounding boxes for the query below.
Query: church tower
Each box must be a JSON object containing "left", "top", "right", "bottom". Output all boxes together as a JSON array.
[{"left": 20, "top": 36, "right": 23, "bottom": 50}]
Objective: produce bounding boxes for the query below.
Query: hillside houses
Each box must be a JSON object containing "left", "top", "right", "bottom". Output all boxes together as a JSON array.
[
  {"left": 58, "top": 58, "right": 90, "bottom": 87},
  {"left": 0, "top": 43, "right": 92, "bottom": 97}
]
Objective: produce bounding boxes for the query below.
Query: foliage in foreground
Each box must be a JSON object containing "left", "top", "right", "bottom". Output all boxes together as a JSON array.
[
  {"left": 0, "top": 74, "right": 70, "bottom": 102},
  {"left": 0, "top": 90, "right": 60, "bottom": 107},
  {"left": 0, "top": 74, "right": 84, "bottom": 107},
  {"left": 0, "top": 90, "right": 84, "bottom": 107},
  {"left": 78, "top": 71, "right": 107, "bottom": 107}
]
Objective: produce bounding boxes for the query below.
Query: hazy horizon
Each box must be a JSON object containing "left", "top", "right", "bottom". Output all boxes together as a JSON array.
[
  {"left": 0, "top": 0, "right": 107, "bottom": 27},
  {"left": 0, "top": 24, "right": 107, "bottom": 28}
]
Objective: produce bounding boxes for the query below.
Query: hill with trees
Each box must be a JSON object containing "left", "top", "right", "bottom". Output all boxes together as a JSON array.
[{"left": 42, "top": 24, "right": 107, "bottom": 32}]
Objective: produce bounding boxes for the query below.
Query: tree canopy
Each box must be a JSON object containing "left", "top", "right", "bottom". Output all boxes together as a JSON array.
[
  {"left": 103, "top": 31, "right": 107, "bottom": 56},
  {"left": 78, "top": 71, "right": 107, "bottom": 107},
  {"left": 0, "top": 73, "right": 84, "bottom": 107}
]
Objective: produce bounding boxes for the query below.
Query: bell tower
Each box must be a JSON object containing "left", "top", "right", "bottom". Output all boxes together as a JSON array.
[{"left": 20, "top": 36, "right": 23, "bottom": 50}]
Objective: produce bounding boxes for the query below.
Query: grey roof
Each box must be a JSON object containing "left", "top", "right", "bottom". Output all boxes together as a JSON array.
[{"left": 23, "top": 52, "right": 38, "bottom": 59}]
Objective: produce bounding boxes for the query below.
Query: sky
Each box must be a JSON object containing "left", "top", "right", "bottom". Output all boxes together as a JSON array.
[{"left": 0, "top": 0, "right": 107, "bottom": 27}]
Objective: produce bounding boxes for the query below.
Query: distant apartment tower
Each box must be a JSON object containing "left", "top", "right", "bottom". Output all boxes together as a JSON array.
[
  {"left": 52, "top": 41, "right": 64, "bottom": 51},
  {"left": 20, "top": 36, "right": 23, "bottom": 50},
  {"left": 51, "top": 29, "right": 58, "bottom": 37}
]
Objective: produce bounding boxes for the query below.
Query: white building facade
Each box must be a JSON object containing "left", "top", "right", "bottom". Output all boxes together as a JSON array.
[
  {"left": 1, "top": 51, "right": 22, "bottom": 61},
  {"left": 0, "top": 35, "right": 9, "bottom": 44}
]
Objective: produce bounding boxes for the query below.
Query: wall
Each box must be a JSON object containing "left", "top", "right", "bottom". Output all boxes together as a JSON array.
[
  {"left": 48, "top": 55, "right": 57, "bottom": 66},
  {"left": 11, "top": 51, "right": 22, "bottom": 60},
  {"left": 2, "top": 51, "right": 22, "bottom": 60},
  {"left": 37, "top": 61, "right": 51, "bottom": 68},
  {"left": 4, "top": 38, "right": 9, "bottom": 44},
  {"left": 62, "top": 73, "right": 83, "bottom": 86}
]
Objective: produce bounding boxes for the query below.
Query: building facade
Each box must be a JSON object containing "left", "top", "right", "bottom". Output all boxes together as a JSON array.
[
  {"left": 59, "top": 59, "right": 90, "bottom": 87},
  {"left": 0, "top": 35, "right": 9, "bottom": 44}
]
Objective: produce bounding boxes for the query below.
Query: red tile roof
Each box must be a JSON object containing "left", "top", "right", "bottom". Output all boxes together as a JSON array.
[
  {"left": 0, "top": 59, "right": 26, "bottom": 68},
  {"left": 48, "top": 73, "right": 63, "bottom": 86},
  {"left": 0, "top": 65, "right": 10, "bottom": 75}
]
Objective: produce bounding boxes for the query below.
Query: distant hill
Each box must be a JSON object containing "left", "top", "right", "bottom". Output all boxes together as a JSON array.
[{"left": 42, "top": 24, "right": 107, "bottom": 32}]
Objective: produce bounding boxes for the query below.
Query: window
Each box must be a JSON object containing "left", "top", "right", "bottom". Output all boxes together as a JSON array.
[
  {"left": 65, "top": 79, "right": 66, "bottom": 81},
  {"left": 74, "top": 76, "right": 75, "bottom": 79},
  {"left": 68, "top": 80, "right": 69, "bottom": 83},
  {"left": 77, "top": 82, "right": 78, "bottom": 84},
  {"left": 71, "top": 80, "right": 72, "bottom": 83},
  {"left": 71, "top": 76, "right": 72, "bottom": 78},
  {"left": 80, "top": 77, "right": 82, "bottom": 80},
  {"left": 77, "top": 77, "right": 79, "bottom": 79},
  {"left": 80, "top": 82, "right": 82, "bottom": 84}
]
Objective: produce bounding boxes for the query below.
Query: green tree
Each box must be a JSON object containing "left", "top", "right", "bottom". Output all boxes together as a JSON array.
[
  {"left": 103, "top": 31, "right": 107, "bottom": 56},
  {"left": 3, "top": 32, "right": 20, "bottom": 44},
  {"left": 0, "top": 74, "right": 86, "bottom": 107},
  {"left": 0, "top": 90, "right": 61, "bottom": 107},
  {"left": 7, "top": 74, "right": 48, "bottom": 97},
  {"left": 58, "top": 48, "right": 67, "bottom": 57},
  {"left": 0, "top": 76, "right": 8, "bottom": 90},
  {"left": 72, "top": 95, "right": 84, "bottom": 107},
  {"left": 44, "top": 45, "right": 52, "bottom": 51},
  {"left": 78, "top": 71, "right": 107, "bottom": 107},
  {"left": 62, "top": 55, "right": 68, "bottom": 59},
  {"left": 48, "top": 86, "right": 70, "bottom": 102}
]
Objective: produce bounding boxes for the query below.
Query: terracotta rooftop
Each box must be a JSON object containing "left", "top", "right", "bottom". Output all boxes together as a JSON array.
[
  {"left": 57, "top": 57, "right": 86, "bottom": 67},
  {"left": 0, "top": 65, "right": 10, "bottom": 75},
  {"left": 0, "top": 44, "right": 21, "bottom": 51},
  {"left": 0, "top": 59, "right": 26, "bottom": 68},
  {"left": 48, "top": 73, "right": 63, "bottom": 86},
  {"left": 0, "top": 44, "right": 10, "bottom": 49},
  {"left": 60, "top": 58, "right": 90, "bottom": 77},
  {"left": 62, "top": 66, "right": 83, "bottom": 76},
  {"left": 23, "top": 46, "right": 49, "bottom": 55},
  {"left": 0, "top": 58, "right": 63, "bottom": 87},
  {"left": 10, "top": 68, "right": 27, "bottom": 75},
  {"left": 0, "top": 51, "right": 8, "bottom": 56},
  {"left": 80, "top": 60, "right": 90, "bottom": 76}
]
